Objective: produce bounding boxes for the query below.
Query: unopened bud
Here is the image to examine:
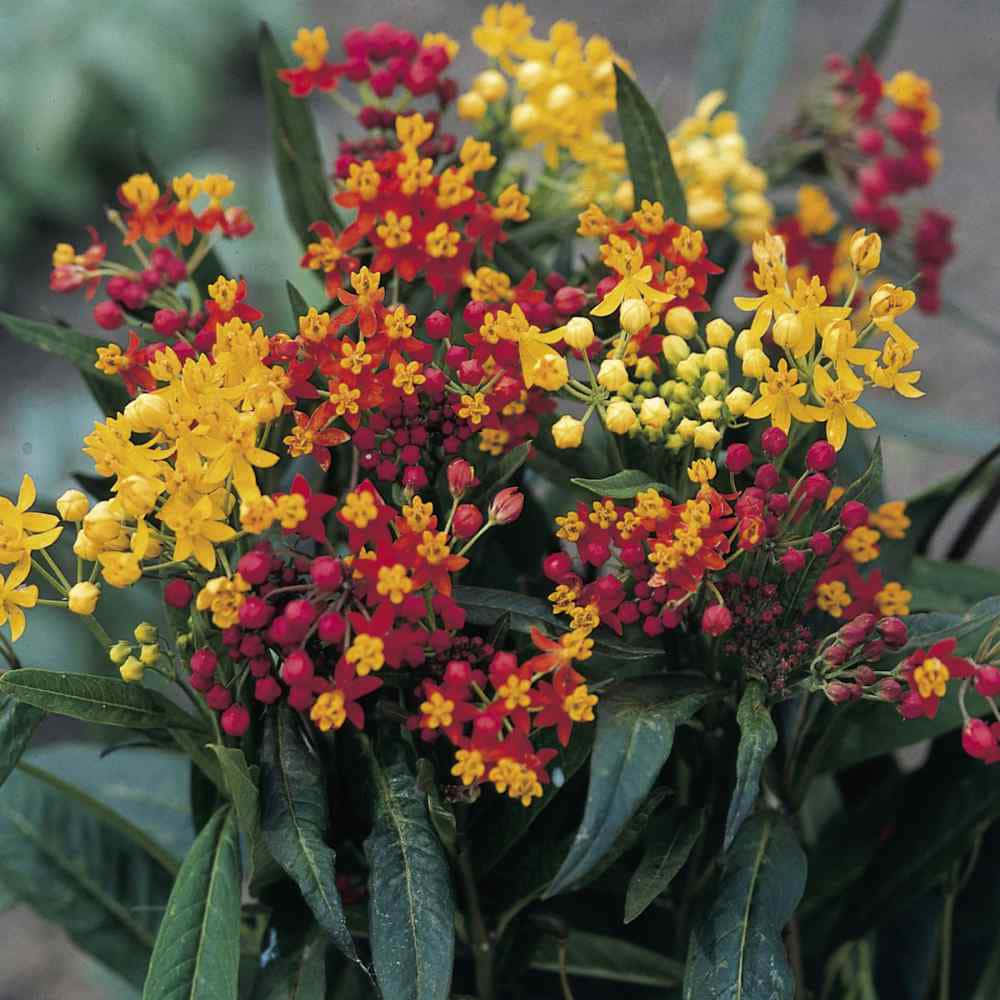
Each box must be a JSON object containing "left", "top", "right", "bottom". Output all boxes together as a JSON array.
[{"left": 489, "top": 487, "right": 523, "bottom": 525}]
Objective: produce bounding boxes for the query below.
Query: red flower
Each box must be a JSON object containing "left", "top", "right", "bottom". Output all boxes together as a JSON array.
[{"left": 279, "top": 474, "right": 338, "bottom": 543}]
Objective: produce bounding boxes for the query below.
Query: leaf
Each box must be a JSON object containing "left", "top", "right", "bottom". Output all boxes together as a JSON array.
[
  {"left": 209, "top": 744, "right": 262, "bottom": 862},
  {"left": 415, "top": 757, "right": 456, "bottom": 858},
  {"left": 624, "top": 807, "right": 705, "bottom": 923},
  {"left": 0, "top": 669, "right": 203, "bottom": 731},
  {"left": 252, "top": 927, "right": 327, "bottom": 1000},
  {"left": 260, "top": 705, "right": 357, "bottom": 963},
  {"left": 453, "top": 586, "right": 661, "bottom": 661},
  {"left": 471, "top": 441, "right": 532, "bottom": 500},
  {"left": 724, "top": 681, "right": 778, "bottom": 850},
  {"left": 854, "top": 0, "right": 906, "bottom": 65},
  {"left": 0, "top": 760, "right": 173, "bottom": 987},
  {"left": 684, "top": 813, "right": 807, "bottom": 1000},
  {"left": 364, "top": 758, "right": 455, "bottom": 1000},
  {"left": 286, "top": 280, "right": 310, "bottom": 323},
  {"left": 0, "top": 692, "right": 43, "bottom": 788},
  {"left": 571, "top": 468, "right": 675, "bottom": 500},
  {"left": 906, "top": 557, "right": 1000, "bottom": 614},
  {"left": 143, "top": 808, "right": 242, "bottom": 1000},
  {"left": 830, "top": 437, "right": 884, "bottom": 517},
  {"left": 544, "top": 675, "right": 717, "bottom": 897},
  {"left": 614, "top": 66, "right": 687, "bottom": 221},
  {"left": 694, "top": 0, "right": 799, "bottom": 142},
  {"left": 258, "top": 23, "right": 340, "bottom": 247},
  {"left": 492, "top": 238, "right": 545, "bottom": 283},
  {"left": 530, "top": 929, "right": 684, "bottom": 987}
]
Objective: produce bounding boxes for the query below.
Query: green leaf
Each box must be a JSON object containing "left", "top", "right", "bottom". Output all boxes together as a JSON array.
[
  {"left": 364, "top": 759, "right": 455, "bottom": 1000},
  {"left": 251, "top": 927, "right": 327, "bottom": 1000},
  {"left": 492, "top": 238, "right": 545, "bottom": 283},
  {"left": 906, "top": 557, "right": 1000, "bottom": 614},
  {"left": 614, "top": 66, "right": 686, "bottom": 221},
  {"left": 260, "top": 705, "right": 357, "bottom": 963},
  {"left": 0, "top": 760, "right": 173, "bottom": 987},
  {"left": 624, "top": 806, "right": 705, "bottom": 923},
  {"left": 694, "top": 0, "right": 799, "bottom": 142},
  {"left": 571, "top": 469, "right": 675, "bottom": 500},
  {"left": 544, "top": 675, "right": 717, "bottom": 897},
  {"left": 286, "top": 280, "right": 310, "bottom": 322},
  {"left": 471, "top": 441, "right": 533, "bottom": 501},
  {"left": 143, "top": 808, "right": 241, "bottom": 1000},
  {"left": 258, "top": 23, "right": 340, "bottom": 247},
  {"left": 453, "top": 585, "right": 661, "bottom": 661},
  {"left": 415, "top": 758, "right": 456, "bottom": 858},
  {"left": 854, "top": 0, "right": 906, "bottom": 65},
  {"left": 209, "top": 745, "right": 262, "bottom": 863},
  {"left": 829, "top": 437, "right": 883, "bottom": 518},
  {"left": 0, "top": 692, "right": 43, "bottom": 788},
  {"left": 684, "top": 813, "right": 807, "bottom": 1000},
  {"left": 724, "top": 681, "right": 778, "bottom": 850},
  {"left": 530, "top": 929, "right": 684, "bottom": 987},
  {"left": 0, "top": 669, "right": 203, "bottom": 731}
]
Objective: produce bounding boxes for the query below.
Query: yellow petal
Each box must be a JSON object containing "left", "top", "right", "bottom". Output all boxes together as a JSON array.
[
  {"left": 8, "top": 605, "right": 25, "bottom": 641},
  {"left": 16, "top": 475, "right": 36, "bottom": 513}
]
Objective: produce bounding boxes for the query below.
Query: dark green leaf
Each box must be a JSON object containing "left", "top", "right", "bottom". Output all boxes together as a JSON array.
[
  {"left": 251, "top": 927, "right": 327, "bottom": 1000},
  {"left": 684, "top": 813, "right": 807, "bottom": 1000},
  {"left": 74, "top": 471, "right": 116, "bottom": 501},
  {"left": 624, "top": 807, "right": 705, "bottom": 923},
  {"left": 827, "top": 437, "right": 883, "bottom": 521},
  {"left": 614, "top": 66, "right": 686, "bottom": 221},
  {"left": 544, "top": 675, "right": 717, "bottom": 897},
  {"left": 571, "top": 469, "right": 675, "bottom": 500},
  {"left": 471, "top": 441, "right": 533, "bottom": 500},
  {"left": 0, "top": 693, "right": 43, "bottom": 788},
  {"left": 0, "top": 760, "right": 173, "bottom": 987},
  {"left": 492, "top": 238, "right": 544, "bottom": 283},
  {"left": 854, "top": 0, "right": 905, "bottom": 64},
  {"left": 364, "top": 759, "right": 455, "bottom": 1000},
  {"left": 531, "top": 929, "right": 683, "bottom": 987},
  {"left": 82, "top": 370, "right": 132, "bottom": 418},
  {"left": 209, "top": 745, "right": 262, "bottom": 862},
  {"left": 906, "top": 557, "right": 1000, "bottom": 614},
  {"left": 694, "top": 0, "right": 799, "bottom": 142},
  {"left": 0, "top": 669, "right": 203, "bottom": 731},
  {"left": 258, "top": 23, "right": 340, "bottom": 247},
  {"left": 415, "top": 758, "right": 456, "bottom": 858},
  {"left": 260, "top": 705, "right": 357, "bottom": 963},
  {"left": 453, "top": 586, "right": 661, "bottom": 661},
  {"left": 143, "top": 808, "right": 241, "bottom": 1000},
  {"left": 286, "top": 281, "right": 310, "bottom": 323},
  {"left": 947, "top": 474, "right": 1000, "bottom": 561},
  {"left": 724, "top": 681, "right": 778, "bottom": 850}
]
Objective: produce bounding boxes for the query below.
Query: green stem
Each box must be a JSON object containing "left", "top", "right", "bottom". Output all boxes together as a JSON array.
[
  {"left": 938, "top": 878, "right": 956, "bottom": 1000},
  {"left": 457, "top": 842, "right": 494, "bottom": 1000}
]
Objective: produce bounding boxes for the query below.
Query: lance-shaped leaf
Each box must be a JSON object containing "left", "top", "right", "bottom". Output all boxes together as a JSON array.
[
  {"left": 0, "top": 669, "right": 203, "bottom": 731},
  {"left": 724, "top": 681, "right": 778, "bottom": 850},
  {"left": 531, "top": 929, "right": 684, "bottom": 987},
  {"left": 614, "top": 66, "right": 686, "bottom": 221},
  {"left": 624, "top": 807, "right": 705, "bottom": 923},
  {"left": 854, "top": 0, "right": 905, "bottom": 65},
  {"left": 209, "top": 745, "right": 262, "bottom": 865},
  {"left": 251, "top": 926, "right": 327, "bottom": 1000},
  {"left": 684, "top": 813, "right": 807, "bottom": 1000},
  {"left": 364, "top": 759, "right": 455, "bottom": 1000},
  {"left": 143, "top": 807, "right": 241, "bottom": 1000},
  {"left": 259, "top": 23, "right": 341, "bottom": 247},
  {"left": 0, "top": 760, "right": 174, "bottom": 988},
  {"left": 544, "top": 675, "right": 716, "bottom": 897},
  {"left": 260, "top": 705, "right": 357, "bottom": 963},
  {"left": 0, "top": 693, "right": 43, "bottom": 789},
  {"left": 571, "top": 469, "right": 675, "bottom": 500},
  {"left": 694, "top": 0, "right": 799, "bottom": 142}
]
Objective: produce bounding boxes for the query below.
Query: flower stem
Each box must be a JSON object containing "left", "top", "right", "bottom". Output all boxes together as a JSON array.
[{"left": 457, "top": 839, "right": 494, "bottom": 1000}]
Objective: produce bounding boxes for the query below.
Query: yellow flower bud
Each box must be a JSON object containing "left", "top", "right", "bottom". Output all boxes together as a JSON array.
[
  {"left": 597, "top": 358, "right": 629, "bottom": 392},
  {"left": 67, "top": 582, "right": 100, "bottom": 616},
  {"left": 687, "top": 458, "right": 717, "bottom": 484},
  {"left": 530, "top": 352, "right": 569, "bottom": 391},
  {"left": 688, "top": 195, "right": 728, "bottom": 229},
  {"left": 120, "top": 657, "right": 145, "bottom": 683},
  {"left": 73, "top": 531, "right": 104, "bottom": 561},
  {"left": 473, "top": 69, "right": 507, "bottom": 102},
  {"left": 109, "top": 641, "right": 133, "bottom": 665},
  {"left": 634, "top": 357, "right": 657, "bottom": 380},
  {"left": 562, "top": 317, "right": 595, "bottom": 350},
  {"left": 676, "top": 417, "right": 699, "bottom": 441},
  {"left": 742, "top": 348, "right": 770, "bottom": 378},
  {"left": 139, "top": 643, "right": 160, "bottom": 666},
  {"left": 725, "top": 387, "right": 754, "bottom": 416},
  {"left": 665, "top": 306, "right": 697, "bottom": 339},
  {"left": 672, "top": 383, "right": 693, "bottom": 404},
  {"left": 510, "top": 102, "right": 539, "bottom": 133},
  {"left": 620, "top": 297, "right": 651, "bottom": 335},
  {"left": 516, "top": 60, "right": 546, "bottom": 91},
  {"left": 551, "top": 414, "right": 585, "bottom": 449},
  {"left": 665, "top": 433, "right": 685, "bottom": 452},
  {"left": 675, "top": 357, "right": 702, "bottom": 384},
  {"left": 457, "top": 92, "right": 487, "bottom": 120},
  {"left": 706, "top": 318, "right": 735, "bottom": 348},
  {"left": 639, "top": 396, "right": 670, "bottom": 430},
  {"left": 693, "top": 421, "right": 723, "bottom": 450},
  {"left": 605, "top": 400, "right": 638, "bottom": 435},
  {"left": 772, "top": 312, "right": 803, "bottom": 352},
  {"left": 703, "top": 347, "right": 728, "bottom": 373},
  {"left": 546, "top": 83, "right": 575, "bottom": 113},
  {"left": 662, "top": 335, "right": 691, "bottom": 366},
  {"left": 134, "top": 622, "right": 158, "bottom": 644},
  {"left": 698, "top": 396, "right": 723, "bottom": 420},
  {"left": 734, "top": 329, "right": 761, "bottom": 359},
  {"left": 613, "top": 180, "right": 635, "bottom": 213},
  {"left": 123, "top": 392, "right": 170, "bottom": 433},
  {"left": 702, "top": 370, "right": 726, "bottom": 397},
  {"left": 57, "top": 489, "right": 90, "bottom": 522},
  {"left": 117, "top": 475, "right": 160, "bottom": 519},
  {"left": 83, "top": 501, "right": 125, "bottom": 545},
  {"left": 849, "top": 228, "right": 881, "bottom": 275}
]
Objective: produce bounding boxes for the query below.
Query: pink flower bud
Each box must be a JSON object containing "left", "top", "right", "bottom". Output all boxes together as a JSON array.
[
  {"left": 877, "top": 617, "right": 908, "bottom": 649},
  {"left": 806, "top": 441, "right": 837, "bottom": 472},
  {"left": 543, "top": 552, "right": 573, "bottom": 581},
  {"left": 825, "top": 641, "right": 850, "bottom": 666},
  {"left": 701, "top": 604, "right": 733, "bottom": 637},
  {"left": 839, "top": 613, "right": 877, "bottom": 648},
  {"left": 254, "top": 676, "right": 282, "bottom": 704},
  {"left": 755, "top": 464, "right": 779, "bottom": 491},
  {"left": 237, "top": 550, "right": 272, "bottom": 585},
  {"left": 726, "top": 444, "right": 753, "bottom": 475},
  {"left": 310, "top": 556, "right": 343, "bottom": 591},
  {"left": 975, "top": 665, "right": 1000, "bottom": 698},
  {"left": 841, "top": 501, "right": 870, "bottom": 530},
  {"left": 221, "top": 704, "right": 250, "bottom": 737},
  {"left": 962, "top": 718, "right": 996, "bottom": 760},
  {"left": 164, "top": 579, "right": 193, "bottom": 608},
  {"left": 452, "top": 504, "right": 484, "bottom": 538},
  {"left": 280, "top": 649, "right": 314, "bottom": 686},
  {"left": 447, "top": 459, "right": 478, "bottom": 498},
  {"left": 825, "top": 681, "right": 861, "bottom": 703},
  {"left": 761, "top": 427, "right": 789, "bottom": 456},
  {"left": 239, "top": 596, "right": 274, "bottom": 631},
  {"left": 93, "top": 300, "right": 124, "bottom": 330},
  {"left": 855, "top": 666, "right": 877, "bottom": 686},
  {"left": 780, "top": 549, "right": 806, "bottom": 574},
  {"left": 205, "top": 684, "right": 233, "bottom": 711},
  {"left": 489, "top": 487, "right": 524, "bottom": 525},
  {"left": 804, "top": 474, "right": 832, "bottom": 501},
  {"left": 190, "top": 648, "right": 219, "bottom": 677},
  {"left": 810, "top": 532, "right": 834, "bottom": 556},
  {"left": 875, "top": 677, "right": 903, "bottom": 702}
]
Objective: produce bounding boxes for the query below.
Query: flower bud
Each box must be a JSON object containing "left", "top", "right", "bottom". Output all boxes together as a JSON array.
[
  {"left": 664, "top": 306, "right": 697, "bottom": 339},
  {"left": 706, "top": 318, "right": 734, "bottom": 348},
  {"left": 754, "top": 463, "right": 779, "bottom": 491},
  {"left": 83, "top": 501, "right": 124, "bottom": 544},
  {"left": 489, "top": 487, "right": 524, "bottom": 524},
  {"left": 849, "top": 228, "right": 882, "bottom": 275},
  {"left": 841, "top": 501, "right": 870, "bottom": 530},
  {"left": 310, "top": 556, "right": 343, "bottom": 590},
  {"left": 810, "top": 531, "right": 833, "bottom": 555},
  {"left": 452, "top": 504, "right": 483, "bottom": 538},
  {"left": 839, "top": 613, "right": 877, "bottom": 648},
  {"left": 120, "top": 656, "right": 145, "bottom": 683},
  {"left": 694, "top": 421, "right": 722, "bottom": 452},
  {"left": 703, "top": 347, "right": 728, "bottom": 374},
  {"left": 447, "top": 458, "right": 478, "bottom": 498},
  {"left": 123, "top": 392, "right": 170, "bottom": 433},
  {"left": 554, "top": 286, "right": 587, "bottom": 316},
  {"left": 473, "top": 68, "right": 507, "bottom": 101},
  {"left": 597, "top": 358, "right": 629, "bottom": 392},
  {"left": 962, "top": 718, "right": 996, "bottom": 759},
  {"left": 425, "top": 310, "right": 452, "bottom": 339},
  {"left": 698, "top": 397, "right": 723, "bottom": 421},
  {"left": 543, "top": 552, "right": 573, "bottom": 581},
  {"left": 109, "top": 640, "right": 132, "bottom": 665},
  {"left": 974, "top": 665, "right": 1000, "bottom": 698},
  {"left": 662, "top": 335, "right": 690, "bottom": 365},
  {"left": 742, "top": 348, "right": 769, "bottom": 378},
  {"left": 806, "top": 441, "right": 837, "bottom": 472},
  {"left": 57, "top": 489, "right": 90, "bottom": 522},
  {"left": 761, "top": 427, "right": 789, "bottom": 456},
  {"left": 639, "top": 396, "right": 670, "bottom": 430},
  {"left": 772, "top": 312, "right": 802, "bottom": 351},
  {"left": 877, "top": 616, "right": 908, "bottom": 649},
  {"left": 562, "top": 316, "right": 595, "bottom": 350},
  {"left": 780, "top": 549, "right": 806, "bottom": 574},
  {"left": 726, "top": 443, "right": 753, "bottom": 474},
  {"left": 206, "top": 684, "right": 233, "bottom": 711},
  {"left": 675, "top": 357, "right": 701, "bottom": 384},
  {"left": 825, "top": 681, "right": 860, "bottom": 703},
  {"left": 552, "top": 414, "right": 585, "bottom": 449},
  {"left": 875, "top": 677, "right": 903, "bottom": 702},
  {"left": 725, "top": 387, "right": 754, "bottom": 416},
  {"left": 281, "top": 649, "right": 314, "bottom": 686},
  {"left": 190, "top": 648, "right": 219, "bottom": 676},
  {"left": 824, "top": 641, "right": 850, "bottom": 666},
  {"left": 139, "top": 643, "right": 160, "bottom": 666},
  {"left": 701, "top": 604, "right": 733, "bottom": 636},
  {"left": 221, "top": 703, "right": 251, "bottom": 737},
  {"left": 237, "top": 549, "right": 272, "bottom": 586},
  {"left": 805, "top": 474, "right": 832, "bottom": 501},
  {"left": 67, "top": 581, "right": 100, "bottom": 615},
  {"left": 605, "top": 400, "right": 638, "bottom": 435},
  {"left": 620, "top": 297, "right": 651, "bottom": 334}
]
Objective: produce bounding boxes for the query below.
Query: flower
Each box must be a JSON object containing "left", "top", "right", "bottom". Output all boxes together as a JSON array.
[
  {"left": 0, "top": 475, "right": 63, "bottom": 572},
  {"left": 0, "top": 561, "right": 38, "bottom": 641},
  {"left": 808, "top": 365, "right": 876, "bottom": 450},
  {"left": 745, "top": 359, "right": 814, "bottom": 433}
]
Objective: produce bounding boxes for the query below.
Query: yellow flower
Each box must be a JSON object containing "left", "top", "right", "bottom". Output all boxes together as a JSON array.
[
  {"left": 784, "top": 276, "right": 851, "bottom": 358},
  {"left": 866, "top": 340, "right": 923, "bottom": 398},
  {"left": 820, "top": 320, "right": 880, "bottom": 386},
  {"left": 451, "top": 748, "right": 486, "bottom": 786},
  {"left": 160, "top": 493, "right": 236, "bottom": 571},
  {"left": 311, "top": 691, "right": 346, "bottom": 732},
  {"left": 0, "top": 561, "right": 38, "bottom": 641},
  {"left": 913, "top": 656, "right": 948, "bottom": 699},
  {"left": 870, "top": 501, "right": 910, "bottom": 541},
  {"left": 346, "top": 634, "right": 385, "bottom": 676},
  {"left": 796, "top": 185, "right": 837, "bottom": 236},
  {"left": 0, "top": 475, "right": 63, "bottom": 571},
  {"left": 816, "top": 580, "right": 851, "bottom": 618},
  {"left": 876, "top": 581, "right": 911, "bottom": 616},
  {"left": 376, "top": 564, "right": 413, "bottom": 605},
  {"left": 552, "top": 415, "right": 585, "bottom": 449},
  {"left": 67, "top": 582, "right": 100, "bottom": 616},
  {"left": 195, "top": 574, "right": 250, "bottom": 629},
  {"left": 592, "top": 236, "right": 671, "bottom": 316},
  {"left": 458, "top": 392, "right": 491, "bottom": 425},
  {"left": 808, "top": 365, "right": 876, "bottom": 450},
  {"left": 564, "top": 684, "right": 598, "bottom": 722},
  {"left": 688, "top": 459, "right": 717, "bottom": 484},
  {"left": 844, "top": 525, "right": 881, "bottom": 564},
  {"left": 745, "top": 359, "right": 814, "bottom": 433}
]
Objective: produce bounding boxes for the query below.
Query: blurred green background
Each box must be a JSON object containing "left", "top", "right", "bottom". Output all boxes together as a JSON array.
[{"left": 0, "top": 0, "right": 998, "bottom": 994}]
